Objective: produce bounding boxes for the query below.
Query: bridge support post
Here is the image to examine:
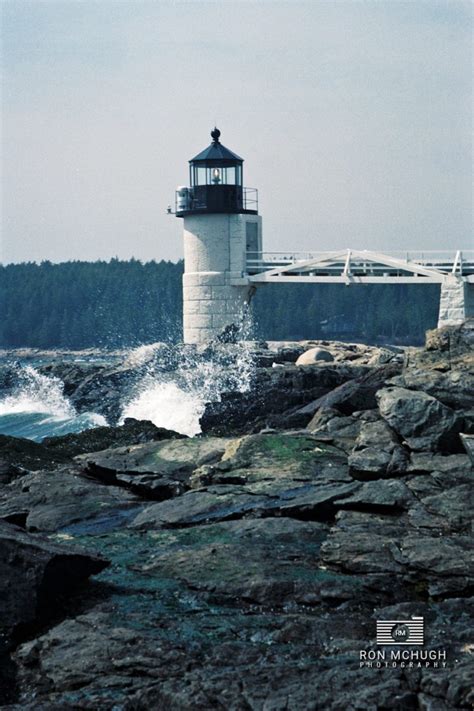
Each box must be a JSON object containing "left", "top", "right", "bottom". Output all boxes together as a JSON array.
[{"left": 438, "top": 277, "right": 474, "bottom": 328}]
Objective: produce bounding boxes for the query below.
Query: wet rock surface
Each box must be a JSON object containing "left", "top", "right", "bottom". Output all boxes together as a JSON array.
[
  {"left": 0, "top": 521, "right": 108, "bottom": 703},
  {"left": 1, "top": 326, "right": 473, "bottom": 709},
  {"left": 42, "top": 417, "right": 185, "bottom": 457},
  {"left": 377, "top": 387, "right": 462, "bottom": 452},
  {"left": 200, "top": 363, "right": 371, "bottom": 435}
]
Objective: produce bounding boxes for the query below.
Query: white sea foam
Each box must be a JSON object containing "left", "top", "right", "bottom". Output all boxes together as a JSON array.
[
  {"left": 120, "top": 340, "right": 255, "bottom": 436},
  {"left": 0, "top": 365, "right": 107, "bottom": 441},
  {"left": 121, "top": 379, "right": 205, "bottom": 436},
  {"left": 0, "top": 366, "right": 75, "bottom": 417},
  {"left": 124, "top": 342, "right": 165, "bottom": 368}
]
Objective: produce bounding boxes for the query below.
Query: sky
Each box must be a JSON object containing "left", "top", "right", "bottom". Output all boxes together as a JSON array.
[{"left": 1, "top": 0, "right": 472, "bottom": 264}]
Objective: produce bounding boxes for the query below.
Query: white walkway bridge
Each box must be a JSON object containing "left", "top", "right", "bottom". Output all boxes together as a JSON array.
[{"left": 244, "top": 250, "right": 474, "bottom": 329}]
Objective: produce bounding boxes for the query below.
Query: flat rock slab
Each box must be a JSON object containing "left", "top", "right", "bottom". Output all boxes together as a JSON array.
[
  {"left": 0, "top": 467, "right": 142, "bottom": 533},
  {"left": 337, "top": 479, "right": 414, "bottom": 511},
  {"left": 75, "top": 437, "right": 233, "bottom": 502},
  {"left": 79, "top": 437, "right": 230, "bottom": 479},
  {"left": 131, "top": 487, "right": 269, "bottom": 528},
  {"left": 194, "top": 433, "right": 349, "bottom": 485},
  {"left": 132, "top": 518, "right": 369, "bottom": 608},
  {"left": 132, "top": 478, "right": 394, "bottom": 530},
  {"left": 321, "top": 510, "right": 474, "bottom": 598},
  {"left": 407, "top": 451, "right": 472, "bottom": 474}
]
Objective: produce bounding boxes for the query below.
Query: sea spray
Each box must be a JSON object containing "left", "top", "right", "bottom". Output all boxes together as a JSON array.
[
  {"left": 0, "top": 365, "right": 75, "bottom": 417},
  {"left": 0, "top": 311, "right": 258, "bottom": 440},
  {"left": 0, "top": 365, "right": 106, "bottom": 442},
  {"left": 120, "top": 340, "right": 256, "bottom": 437}
]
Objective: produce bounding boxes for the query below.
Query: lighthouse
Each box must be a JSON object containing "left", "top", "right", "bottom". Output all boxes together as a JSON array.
[{"left": 175, "top": 128, "right": 262, "bottom": 344}]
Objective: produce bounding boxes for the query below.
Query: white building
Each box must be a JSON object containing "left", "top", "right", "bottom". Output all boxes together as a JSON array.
[{"left": 176, "top": 128, "right": 262, "bottom": 344}]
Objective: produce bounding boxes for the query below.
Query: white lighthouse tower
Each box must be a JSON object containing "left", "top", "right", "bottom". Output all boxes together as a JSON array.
[{"left": 175, "top": 128, "right": 262, "bottom": 344}]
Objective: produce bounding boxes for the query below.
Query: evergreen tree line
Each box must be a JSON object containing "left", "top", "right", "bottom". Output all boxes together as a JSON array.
[{"left": 0, "top": 260, "right": 439, "bottom": 348}]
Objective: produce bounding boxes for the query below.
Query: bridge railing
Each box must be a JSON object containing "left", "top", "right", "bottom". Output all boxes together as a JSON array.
[{"left": 246, "top": 250, "right": 474, "bottom": 276}]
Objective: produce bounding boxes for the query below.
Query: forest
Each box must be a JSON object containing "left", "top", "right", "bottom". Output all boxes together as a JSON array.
[{"left": 0, "top": 259, "right": 440, "bottom": 348}]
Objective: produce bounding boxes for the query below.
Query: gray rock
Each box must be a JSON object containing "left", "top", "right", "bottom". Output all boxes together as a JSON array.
[
  {"left": 295, "top": 363, "right": 403, "bottom": 424},
  {"left": 376, "top": 387, "right": 461, "bottom": 452},
  {"left": 397, "top": 535, "right": 473, "bottom": 597},
  {"left": 320, "top": 510, "right": 406, "bottom": 576},
  {"left": 0, "top": 521, "right": 108, "bottom": 642},
  {"left": 407, "top": 451, "right": 472, "bottom": 474},
  {"left": 407, "top": 484, "right": 473, "bottom": 533},
  {"left": 348, "top": 420, "right": 409, "bottom": 479},
  {"left": 307, "top": 409, "right": 363, "bottom": 452},
  {"left": 321, "top": 509, "right": 474, "bottom": 598},
  {"left": 79, "top": 437, "right": 230, "bottom": 500},
  {"left": 42, "top": 417, "right": 185, "bottom": 458},
  {"left": 338, "top": 479, "right": 414, "bottom": 511},
  {"left": 131, "top": 479, "right": 359, "bottom": 530},
  {"left": 411, "top": 319, "right": 474, "bottom": 372},
  {"left": 387, "top": 369, "right": 474, "bottom": 410},
  {"left": 0, "top": 466, "right": 141, "bottom": 533},
  {"left": 0, "top": 434, "right": 67, "bottom": 473},
  {"left": 460, "top": 433, "right": 474, "bottom": 465},
  {"left": 201, "top": 363, "right": 370, "bottom": 434}
]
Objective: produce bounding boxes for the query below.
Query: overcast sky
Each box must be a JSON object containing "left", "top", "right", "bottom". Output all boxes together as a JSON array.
[{"left": 1, "top": 0, "right": 472, "bottom": 264}]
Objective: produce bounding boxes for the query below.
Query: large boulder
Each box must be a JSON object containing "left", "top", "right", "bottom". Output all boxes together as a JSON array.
[
  {"left": 0, "top": 521, "right": 108, "bottom": 642},
  {"left": 295, "top": 363, "right": 402, "bottom": 427},
  {"left": 376, "top": 387, "right": 461, "bottom": 452},
  {"left": 348, "top": 420, "right": 409, "bottom": 479},
  {"left": 386, "top": 369, "right": 474, "bottom": 410},
  {"left": 296, "top": 347, "right": 334, "bottom": 365},
  {"left": 200, "top": 364, "right": 369, "bottom": 435}
]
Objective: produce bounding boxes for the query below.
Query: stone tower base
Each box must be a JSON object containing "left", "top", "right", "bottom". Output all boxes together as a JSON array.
[
  {"left": 183, "top": 271, "right": 252, "bottom": 344},
  {"left": 182, "top": 212, "right": 262, "bottom": 344}
]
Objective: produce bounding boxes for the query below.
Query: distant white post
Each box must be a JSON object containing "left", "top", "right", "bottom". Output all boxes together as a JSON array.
[{"left": 438, "top": 276, "right": 474, "bottom": 328}]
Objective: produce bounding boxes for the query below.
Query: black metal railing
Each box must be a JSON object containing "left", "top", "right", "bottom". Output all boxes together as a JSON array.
[{"left": 175, "top": 186, "right": 258, "bottom": 215}]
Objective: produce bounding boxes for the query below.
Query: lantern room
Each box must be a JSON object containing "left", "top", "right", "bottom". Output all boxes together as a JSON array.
[{"left": 175, "top": 128, "right": 258, "bottom": 217}]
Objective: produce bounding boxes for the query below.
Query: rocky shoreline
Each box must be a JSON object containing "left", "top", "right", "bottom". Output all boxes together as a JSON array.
[{"left": 0, "top": 323, "right": 473, "bottom": 709}]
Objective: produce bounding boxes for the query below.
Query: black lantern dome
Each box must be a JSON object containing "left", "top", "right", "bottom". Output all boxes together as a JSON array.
[{"left": 175, "top": 129, "right": 258, "bottom": 217}]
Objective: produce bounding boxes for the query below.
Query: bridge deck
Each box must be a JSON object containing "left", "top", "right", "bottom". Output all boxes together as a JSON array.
[{"left": 246, "top": 249, "right": 474, "bottom": 284}]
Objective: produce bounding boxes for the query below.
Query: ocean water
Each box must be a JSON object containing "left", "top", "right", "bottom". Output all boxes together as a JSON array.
[
  {"left": 0, "top": 365, "right": 107, "bottom": 442},
  {"left": 0, "top": 343, "right": 254, "bottom": 442}
]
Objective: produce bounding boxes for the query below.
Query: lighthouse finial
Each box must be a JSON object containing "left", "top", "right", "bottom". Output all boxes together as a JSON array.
[{"left": 211, "top": 127, "right": 221, "bottom": 143}]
